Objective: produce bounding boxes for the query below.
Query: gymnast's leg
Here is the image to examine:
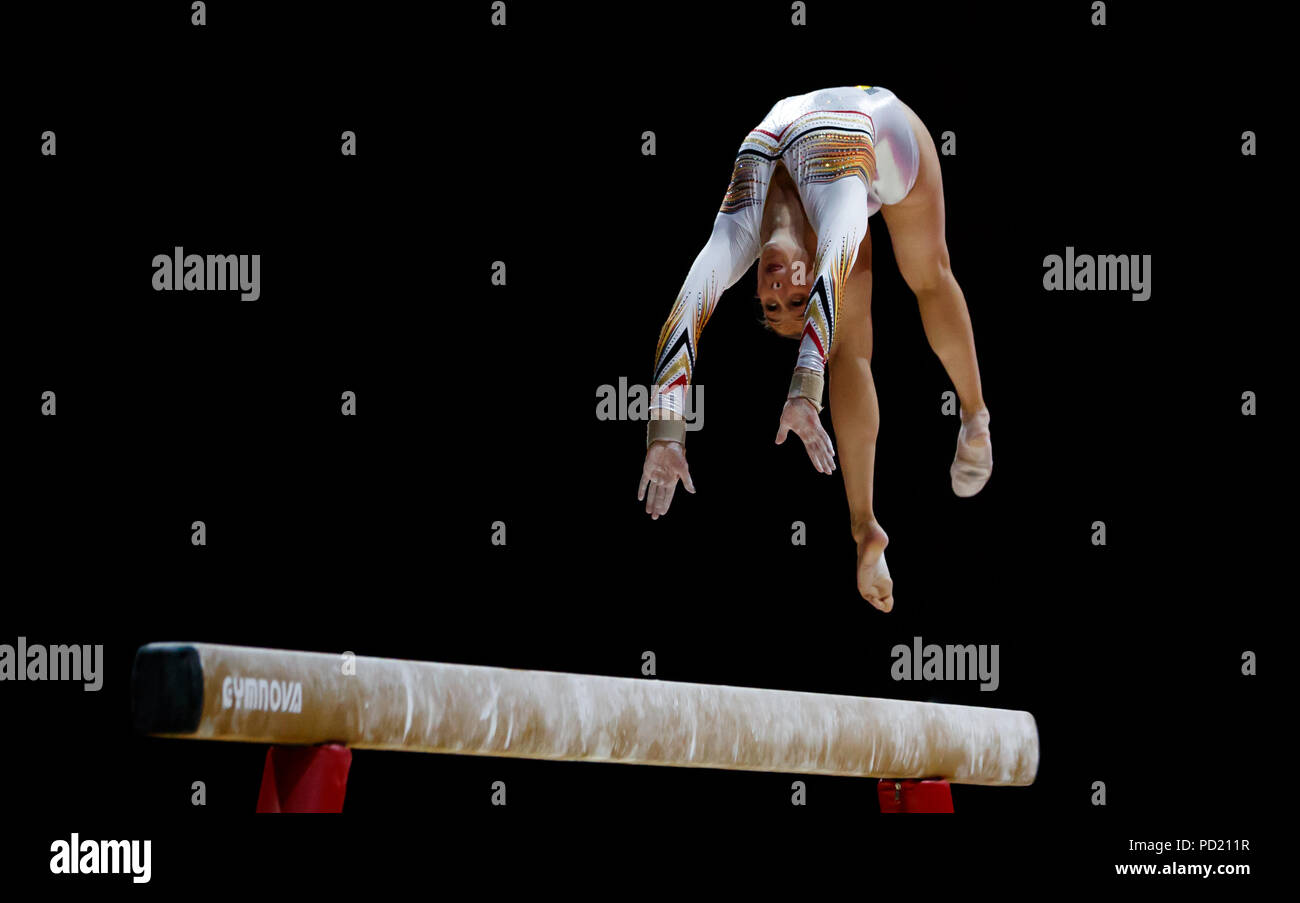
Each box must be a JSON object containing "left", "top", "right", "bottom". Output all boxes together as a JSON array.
[
  {"left": 882, "top": 102, "right": 992, "bottom": 497},
  {"left": 828, "top": 229, "right": 893, "bottom": 611}
]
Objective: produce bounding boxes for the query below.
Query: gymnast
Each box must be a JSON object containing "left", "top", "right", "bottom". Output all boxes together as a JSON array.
[{"left": 638, "top": 86, "right": 991, "bottom": 612}]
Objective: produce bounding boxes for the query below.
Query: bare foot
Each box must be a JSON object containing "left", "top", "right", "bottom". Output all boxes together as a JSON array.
[
  {"left": 855, "top": 521, "right": 893, "bottom": 612},
  {"left": 951, "top": 407, "right": 992, "bottom": 497}
]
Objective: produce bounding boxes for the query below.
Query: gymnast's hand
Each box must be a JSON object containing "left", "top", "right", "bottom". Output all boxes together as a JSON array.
[
  {"left": 638, "top": 440, "right": 695, "bottom": 519},
  {"left": 775, "top": 398, "right": 837, "bottom": 474}
]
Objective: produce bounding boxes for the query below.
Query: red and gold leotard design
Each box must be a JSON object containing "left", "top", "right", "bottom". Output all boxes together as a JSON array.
[{"left": 651, "top": 85, "right": 919, "bottom": 416}]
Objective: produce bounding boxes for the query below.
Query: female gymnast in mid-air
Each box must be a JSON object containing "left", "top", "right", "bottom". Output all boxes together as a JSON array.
[{"left": 637, "top": 86, "right": 991, "bottom": 612}]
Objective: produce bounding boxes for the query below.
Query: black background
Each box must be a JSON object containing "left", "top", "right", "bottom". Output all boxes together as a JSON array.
[{"left": 4, "top": 0, "right": 1279, "bottom": 889}]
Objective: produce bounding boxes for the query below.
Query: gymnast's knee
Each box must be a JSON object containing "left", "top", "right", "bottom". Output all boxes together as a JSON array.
[{"left": 903, "top": 254, "right": 955, "bottom": 299}]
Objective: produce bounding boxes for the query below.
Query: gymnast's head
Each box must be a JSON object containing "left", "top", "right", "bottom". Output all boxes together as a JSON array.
[{"left": 756, "top": 235, "right": 813, "bottom": 338}]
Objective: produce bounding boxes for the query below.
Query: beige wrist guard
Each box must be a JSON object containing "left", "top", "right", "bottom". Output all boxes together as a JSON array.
[
  {"left": 787, "top": 369, "right": 825, "bottom": 413},
  {"left": 646, "top": 418, "right": 687, "bottom": 448}
]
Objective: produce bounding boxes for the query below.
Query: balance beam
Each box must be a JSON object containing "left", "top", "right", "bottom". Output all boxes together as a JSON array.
[{"left": 131, "top": 642, "right": 1039, "bottom": 787}]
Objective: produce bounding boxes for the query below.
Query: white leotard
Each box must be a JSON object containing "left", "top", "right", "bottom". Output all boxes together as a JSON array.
[{"left": 652, "top": 85, "right": 919, "bottom": 415}]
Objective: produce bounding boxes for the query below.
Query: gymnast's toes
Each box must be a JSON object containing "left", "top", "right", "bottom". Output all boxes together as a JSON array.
[
  {"left": 863, "top": 586, "right": 893, "bottom": 613},
  {"left": 856, "top": 526, "right": 892, "bottom": 611}
]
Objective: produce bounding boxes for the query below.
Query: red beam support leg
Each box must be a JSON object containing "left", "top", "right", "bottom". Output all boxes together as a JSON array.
[
  {"left": 256, "top": 744, "right": 352, "bottom": 813},
  {"left": 877, "top": 779, "right": 954, "bottom": 813}
]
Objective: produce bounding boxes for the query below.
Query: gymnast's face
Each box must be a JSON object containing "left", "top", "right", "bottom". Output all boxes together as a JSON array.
[{"left": 757, "top": 236, "right": 812, "bottom": 338}]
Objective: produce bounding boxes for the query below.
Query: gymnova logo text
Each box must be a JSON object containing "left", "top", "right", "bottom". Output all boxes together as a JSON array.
[{"left": 221, "top": 674, "right": 303, "bottom": 713}]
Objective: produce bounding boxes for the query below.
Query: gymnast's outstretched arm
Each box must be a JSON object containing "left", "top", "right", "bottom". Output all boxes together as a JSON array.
[
  {"left": 639, "top": 160, "right": 766, "bottom": 519},
  {"left": 777, "top": 160, "right": 872, "bottom": 450}
]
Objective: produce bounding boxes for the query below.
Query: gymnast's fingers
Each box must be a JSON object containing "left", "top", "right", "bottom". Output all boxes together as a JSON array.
[
  {"left": 679, "top": 463, "right": 695, "bottom": 494},
  {"left": 657, "top": 481, "right": 678, "bottom": 517},
  {"left": 810, "top": 445, "right": 825, "bottom": 473},
  {"left": 807, "top": 444, "right": 826, "bottom": 474},
  {"left": 645, "top": 480, "right": 659, "bottom": 515},
  {"left": 638, "top": 468, "right": 651, "bottom": 501},
  {"left": 799, "top": 429, "right": 828, "bottom": 473},
  {"left": 804, "top": 425, "right": 834, "bottom": 473},
  {"left": 809, "top": 420, "right": 835, "bottom": 456}
]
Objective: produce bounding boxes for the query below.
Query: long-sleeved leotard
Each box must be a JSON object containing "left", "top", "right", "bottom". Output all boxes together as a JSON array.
[{"left": 651, "top": 85, "right": 919, "bottom": 418}]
